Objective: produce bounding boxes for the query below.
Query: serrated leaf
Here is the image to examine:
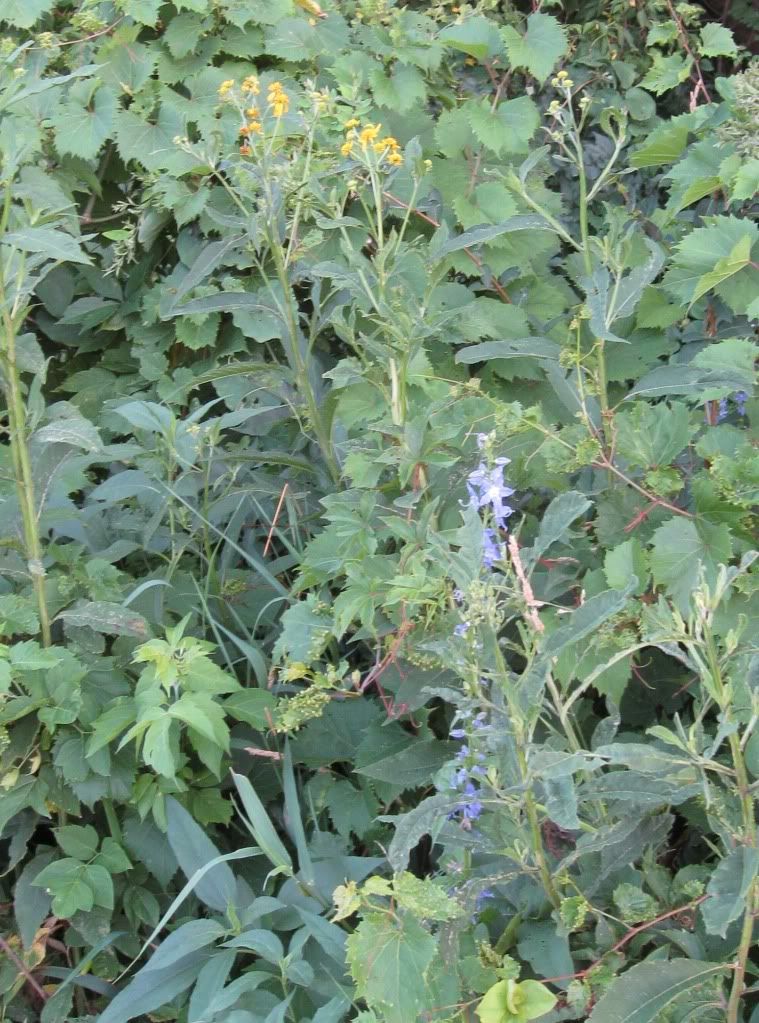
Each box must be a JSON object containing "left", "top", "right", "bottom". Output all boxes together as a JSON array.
[
  {"left": 432, "top": 215, "right": 551, "bottom": 259},
  {"left": 52, "top": 85, "right": 118, "bottom": 161},
  {"left": 467, "top": 96, "right": 539, "bottom": 156},
  {"left": 440, "top": 16, "right": 501, "bottom": 60},
  {"left": 544, "top": 585, "right": 634, "bottom": 656},
  {"left": 639, "top": 53, "right": 693, "bottom": 95},
  {"left": 455, "top": 337, "right": 560, "bottom": 364},
  {"left": 347, "top": 913, "right": 436, "bottom": 1023},
  {"left": 691, "top": 235, "right": 752, "bottom": 305},
  {"left": 501, "top": 12, "right": 567, "bottom": 83},
  {"left": 699, "top": 23, "right": 738, "bottom": 57},
  {"left": 651, "top": 518, "right": 732, "bottom": 612}
]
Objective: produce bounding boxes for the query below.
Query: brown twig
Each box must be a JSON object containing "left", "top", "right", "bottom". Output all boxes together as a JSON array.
[
  {"left": 0, "top": 934, "right": 49, "bottom": 1003},
  {"left": 507, "top": 534, "right": 544, "bottom": 633},
  {"left": 542, "top": 895, "right": 709, "bottom": 986},
  {"left": 27, "top": 17, "right": 124, "bottom": 50},
  {"left": 382, "top": 191, "right": 511, "bottom": 303},
  {"left": 592, "top": 455, "right": 693, "bottom": 519},
  {"left": 665, "top": 0, "right": 712, "bottom": 107}
]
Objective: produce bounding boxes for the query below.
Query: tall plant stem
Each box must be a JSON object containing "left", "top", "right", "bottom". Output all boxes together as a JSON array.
[
  {"left": 0, "top": 215, "right": 51, "bottom": 646},
  {"left": 575, "top": 140, "right": 610, "bottom": 438},
  {"left": 705, "top": 629, "right": 756, "bottom": 1023}
]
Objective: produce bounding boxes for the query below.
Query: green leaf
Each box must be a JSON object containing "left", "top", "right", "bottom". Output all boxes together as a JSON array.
[
  {"left": 691, "top": 235, "right": 752, "bottom": 305},
  {"left": 523, "top": 490, "right": 591, "bottom": 570},
  {"left": 347, "top": 912, "right": 436, "bottom": 1023},
  {"left": 85, "top": 862, "right": 114, "bottom": 909},
  {"left": 94, "top": 837, "right": 132, "bottom": 874},
  {"left": 701, "top": 847, "right": 759, "bottom": 938},
  {"left": 56, "top": 601, "right": 149, "bottom": 638},
  {"left": 55, "top": 825, "right": 98, "bottom": 861},
  {"left": 544, "top": 586, "right": 634, "bottom": 656},
  {"left": 356, "top": 735, "right": 456, "bottom": 788},
  {"left": 477, "top": 979, "right": 557, "bottom": 1023},
  {"left": 32, "top": 859, "right": 95, "bottom": 919},
  {"left": 604, "top": 539, "right": 649, "bottom": 592},
  {"left": 223, "top": 689, "right": 276, "bottom": 729},
  {"left": 699, "top": 23, "right": 738, "bottom": 57},
  {"left": 165, "top": 797, "right": 237, "bottom": 912},
  {"left": 87, "top": 701, "right": 136, "bottom": 756},
  {"left": 501, "top": 12, "right": 567, "bottom": 83},
  {"left": 639, "top": 53, "right": 692, "bottom": 95},
  {"left": 1, "top": 0, "right": 54, "bottom": 27},
  {"left": 615, "top": 402, "right": 692, "bottom": 469},
  {"left": 440, "top": 16, "right": 501, "bottom": 60},
  {"left": 5, "top": 227, "right": 91, "bottom": 266},
  {"left": 388, "top": 793, "right": 461, "bottom": 872},
  {"left": 651, "top": 518, "right": 732, "bottom": 611},
  {"left": 467, "top": 96, "right": 539, "bottom": 156},
  {"left": 168, "top": 692, "right": 230, "bottom": 751},
  {"left": 455, "top": 337, "right": 560, "bottom": 364},
  {"left": 433, "top": 215, "right": 551, "bottom": 260},
  {"left": 664, "top": 215, "right": 759, "bottom": 314},
  {"left": 52, "top": 85, "right": 118, "bottom": 162},
  {"left": 629, "top": 115, "right": 693, "bottom": 168},
  {"left": 232, "top": 771, "right": 293, "bottom": 873},
  {"left": 98, "top": 952, "right": 208, "bottom": 1023},
  {"left": 587, "top": 961, "right": 725, "bottom": 1023},
  {"left": 144, "top": 919, "right": 225, "bottom": 972}
]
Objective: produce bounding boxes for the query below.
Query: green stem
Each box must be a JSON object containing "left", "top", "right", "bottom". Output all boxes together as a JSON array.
[
  {"left": 704, "top": 630, "right": 756, "bottom": 1023},
  {"left": 0, "top": 276, "right": 52, "bottom": 646}
]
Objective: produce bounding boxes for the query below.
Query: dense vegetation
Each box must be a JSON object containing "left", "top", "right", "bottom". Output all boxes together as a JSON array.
[{"left": 0, "top": 1, "right": 757, "bottom": 1021}]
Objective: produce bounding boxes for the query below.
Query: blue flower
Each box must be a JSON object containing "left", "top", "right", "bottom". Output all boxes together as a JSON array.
[
  {"left": 450, "top": 727, "right": 467, "bottom": 739},
  {"left": 475, "top": 888, "right": 495, "bottom": 912},
  {"left": 717, "top": 397, "right": 729, "bottom": 422},
  {"left": 462, "top": 799, "right": 483, "bottom": 821},
  {"left": 736, "top": 391, "right": 748, "bottom": 416},
  {"left": 454, "top": 621, "right": 470, "bottom": 637}
]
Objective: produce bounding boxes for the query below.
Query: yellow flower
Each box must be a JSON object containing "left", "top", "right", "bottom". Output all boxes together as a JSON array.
[
  {"left": 387, "top": 152, "right": 403, "bottom": 166},
  {"left": 242, "top": 74, "right": 260, "bottom": 94},
  {"left": 245, "top": 106, "right": 260, "bottom": 118},
  {"left": 374, "top": 135, "right": 399, "bottom": 152},
  {"left": 272, "top": 96, "right": 289, "bottom": 117},
  {"left": 341, "top": 140, "right": 354, "bottom": 157},
  {"left": 344, "top": 117, "right": 360, "bottom": 129},
  {"left": 248, "top": 121, "right": 263, "bottom": 135},
  {"left": 218, "top": 79, "right": 235, "bottom": 98},
  {"left": 358, "top": 122, "right": 381, "bottom": 146}
]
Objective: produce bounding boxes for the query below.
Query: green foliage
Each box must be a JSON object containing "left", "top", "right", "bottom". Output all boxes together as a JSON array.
[{"left": 0, "top": 0, "right": 756, "bottom": 1022}]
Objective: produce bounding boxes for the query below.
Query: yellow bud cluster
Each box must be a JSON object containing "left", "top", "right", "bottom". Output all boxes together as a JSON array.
[
  {"left": 551, "top": 69, "right": 574, "bottom": 89},
  {"left": 267, "top": 80, "right": 290, "bottom": 117},
  {"left": 242, "top": 74, "right": 260, "bottom": 95},
  {"left": 218, "top": 79, "right": 235, "bottom": 99}
]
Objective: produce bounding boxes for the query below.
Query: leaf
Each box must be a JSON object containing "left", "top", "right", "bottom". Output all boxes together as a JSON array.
[
  {"left": 651, "top": 518, "right": 732, "bottom": 612},
  {"left": 5, "top": 227, "right": 91, "bottom": 265},
  {"left": 440, "top": 16, "right": 501, "bottom": 60},
  {"left": 232, "top": 771, "right": 293, "bottom": 872},
  {"left": 52, "top": 85, "right": 118, "bottom": 161},
  {"left": 699, "top": 23, "right": 737, "bottom": 57},
  {"left": 347, "top": 912, "right": 436, "bottom": 1023},
  {"left": 467, "top": 96, "right": 539, "bottom": 156},
  {"left": 388, "top": 792, "right": 461, "bottom": 871},
  {"left": 32, "top": 859, "right": 95, "bottom": 919},
  {"left": 432, "top": 215, "right": 551, "bottom": 259},
  {"left": 144, "top": 919, "right": 225, "bottom": 972},
  {"left": 639, "top": 53, "right": 692, "bottom": 95},
  {"left": 477, "top": 979, "right": 557, "bottom": 1023},
  {"left": 1, "top": 0, "right": 54, "bottom": 27},
  {"left": 165, "top": 797, "right": 237, "bottom": 912},
  {"left": 523, "top": 491, "right": 591, "bottom": 570},
  {"left": 455, "top": 337, "right": 560, "bottom": 364},
  {"left": 501, "top": 12, "right": 567, "bottom": 83},
  {"left": 164, "top": 237, "right": 242, "bottom": 315},
  {"left": 701, "top": 847, "right": 759, "bottom": 938},
  {"left": 169, "top": 692, "right": 229, "bottom": 751},
  {"left": 543, "top": 586, "right": 634, "bottom": 656},
  {"left": 691, "top": 235, "right": 752, "bottom": 305},
  {"left": 223, "top": 689, "right": 276, "bottom": 729},
  {"left": 587, "top": 961, "right": 725, "bottom": 1023},
  {"left": 282, "top": 742, "right": 314, "bottom": 884},
  {"left": 55, "top": 825, "right": 98, "bottom": 861},
  {"left": 56, "top": 602, "right": 149, "bottom": 638},
  {"left": 222, "top": 927, "right": 283, "bottom": 961},
  {"left": 628, "top": 365, "right": 752, "bottom": 401},
  {"left": 15, "top": 852, "right": 54, "bottom": 948},
  {"left": 98, "top": 951, "right": 208, "bottom": 1023},
  {"left": 356, "top": 736, "right": 456, "bottom": 788},
  {"left": 664, "top": 215, "right": 759, "bottom": 314}
]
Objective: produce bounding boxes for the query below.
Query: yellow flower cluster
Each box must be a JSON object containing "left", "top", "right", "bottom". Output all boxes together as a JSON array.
[
  {"left": 218, "top": 78, "right": 235, "bottom": 99},
  {"left": 340, "top": 120, "right": 402, "bottom": 166},
  {"left": 242, "top": 74, "right": 260, "bottom": 95},
  {"left": 267, "top": 80, "right": 289, "bottom": 117},
  {"left": 551, "top": 68, "right": 574, "bottom": 89}
]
